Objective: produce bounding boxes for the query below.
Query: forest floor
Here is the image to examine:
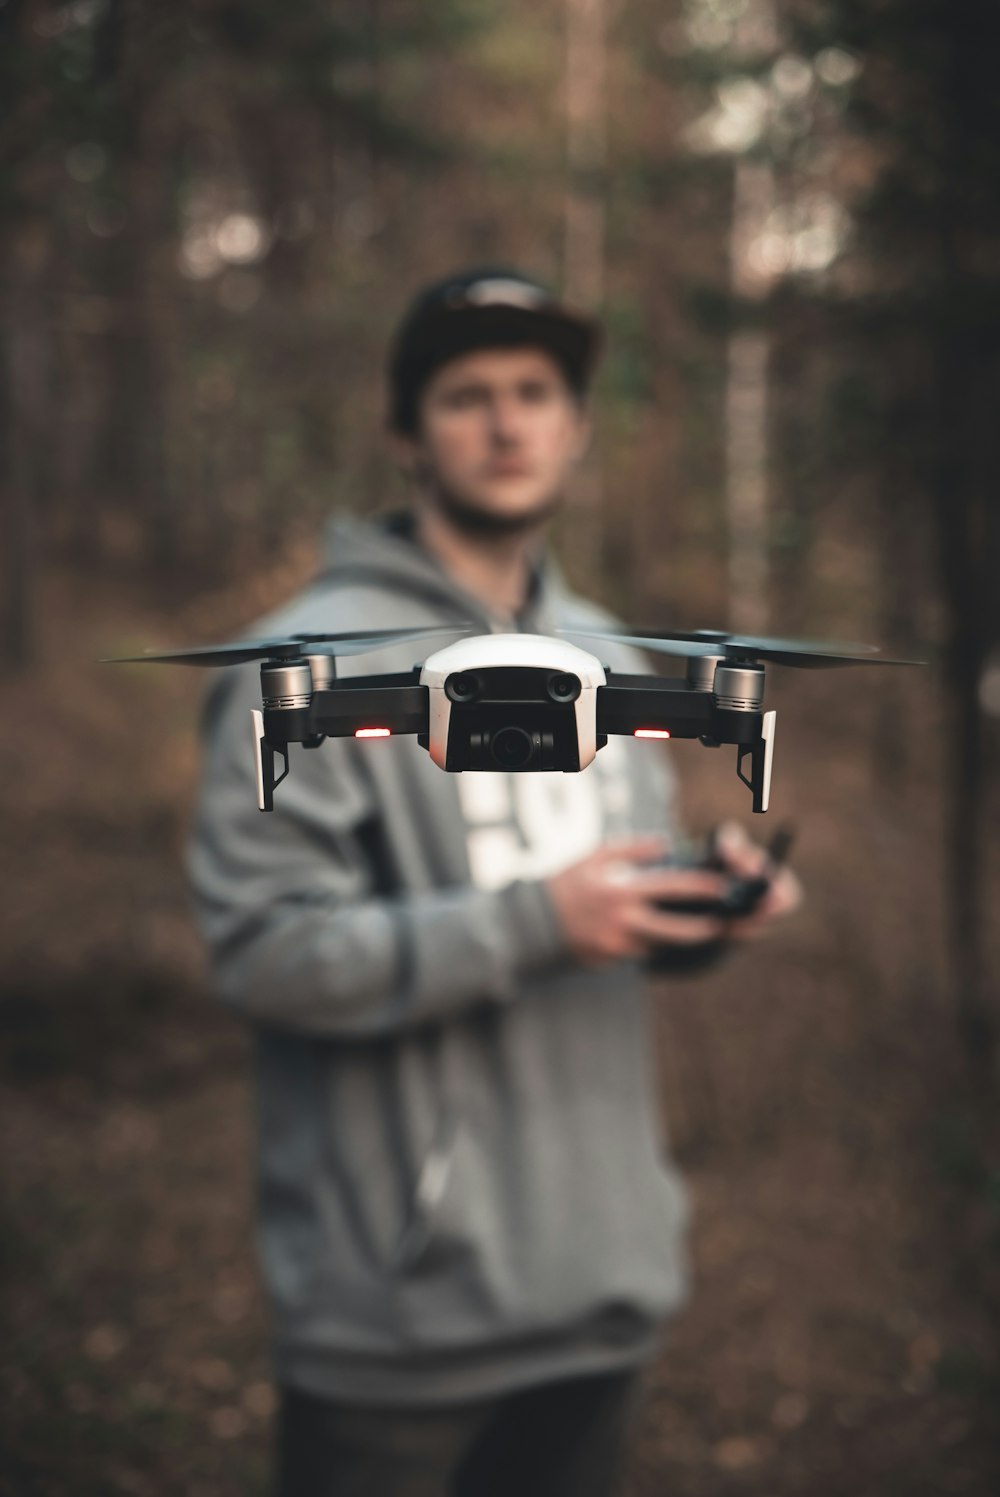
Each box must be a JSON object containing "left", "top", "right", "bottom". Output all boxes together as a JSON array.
[{"left": 2, "top": 554, "right": 999, "bottom": 1496}]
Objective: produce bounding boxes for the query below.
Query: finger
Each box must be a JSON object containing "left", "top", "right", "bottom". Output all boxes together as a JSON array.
[
  {"left": 601, "top": 857, "right": 674, "bottom": 891},
  {"left": 757, "top": 868, "right": 803, "bottom": 916},
  {"left": 604, "top": 929, "right": 654, "bottom": 961},
  {"left": 578, "top": 927, "right": 651, "bottom": 963},
  {"left": 624, "top": 905, "right": 726, "bottom": 946},
  {"left": 595, "top": 835, "right": 670, "bottom": 866},
  {"left": 601, "top": 860, "right": 634, "bottom": 889},
  {"left": 726, "top": 869, "right": 804, "bottom": 931},
  {"left": 715, "top": 822, "right": 767, "bottom": 878}
]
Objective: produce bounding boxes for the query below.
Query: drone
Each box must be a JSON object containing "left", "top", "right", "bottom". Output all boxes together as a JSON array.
[{"left": 106, "top": 622, "right": 918, "bottom": 813}]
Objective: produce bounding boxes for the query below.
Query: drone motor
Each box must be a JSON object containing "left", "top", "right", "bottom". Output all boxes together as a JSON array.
[
  {"left": 685, "top": 655, "right": 724, "bottom": 691},
  {"left": 260, "top": 660, "right": 313, "bottom": 709},
  {"left": 712, "top": 663, "right": 765, "bottom": 712}
]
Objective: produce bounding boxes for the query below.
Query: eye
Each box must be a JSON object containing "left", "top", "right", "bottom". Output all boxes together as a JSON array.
[
  {"left": 519, "top": 380, "right": 554, "bottom": 403},
  {"left": 443, "top": 385, "right": 486, "bottom": 409}
]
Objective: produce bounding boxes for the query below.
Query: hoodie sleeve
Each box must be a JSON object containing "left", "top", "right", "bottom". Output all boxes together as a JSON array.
[{"left": 187, "top": 663, "right": 572, "bottom": 1039}]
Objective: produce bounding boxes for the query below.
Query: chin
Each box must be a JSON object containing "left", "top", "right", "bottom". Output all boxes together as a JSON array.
[
  {"left": 477, "top": 495, "right": 548, "bottom": 523},
  {"left": 479, "top": 476, "right": 556, "bottom": 511},
  {"left": 433, "top": 482, "right": 563, "bottom": 538}
]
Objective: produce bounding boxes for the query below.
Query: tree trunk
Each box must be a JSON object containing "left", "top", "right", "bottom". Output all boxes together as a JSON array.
[
  {"left": 2, "top": 229, "right": 48, "bottom": 669},
  {"left": 932, "top": 337, "right": 993, "bottom": 1083},
  {"left": 932, "top": 3, "right": 996, "bottom": 1084},
  {"left": 564, "top": 0, "right": 607, "bottom": 309},
  {"left": 725, "top": 158, "right": 774, "bottom": 634},
  {"left": 564, "top": 0, "right": 607, "bottom": 593}
]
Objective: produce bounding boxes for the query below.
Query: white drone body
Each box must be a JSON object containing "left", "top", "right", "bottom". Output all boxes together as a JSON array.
[{"left": 419, "top": 633, "right": 608, "bottom": 771}]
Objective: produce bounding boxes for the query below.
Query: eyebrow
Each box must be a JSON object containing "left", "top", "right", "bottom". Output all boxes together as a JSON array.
[{"left": 439, "top": 373, "right": 558, "bottom": 397}]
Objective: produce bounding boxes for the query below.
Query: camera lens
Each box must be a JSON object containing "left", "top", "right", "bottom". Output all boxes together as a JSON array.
[
  {"left": 446, "top": 672, "right": 480, "bottom": 703},
  {"left": 490, "top": 725, "right": 535, "bottom": 769},
  {"left": 547, "top": 672, "right": 581, "bottom": 703}
]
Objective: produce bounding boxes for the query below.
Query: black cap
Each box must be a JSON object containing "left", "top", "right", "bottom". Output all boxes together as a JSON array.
[{"left": 387, "top": 267, "right": 602, "bottom": 435}]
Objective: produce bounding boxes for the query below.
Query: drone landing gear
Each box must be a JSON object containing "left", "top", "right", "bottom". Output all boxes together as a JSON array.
[
  {"left": 251, "top": 710, "right": 289, "bottom": 812},
  {"left": 736, "top": 709, "right": 777, "bottom": 813}
]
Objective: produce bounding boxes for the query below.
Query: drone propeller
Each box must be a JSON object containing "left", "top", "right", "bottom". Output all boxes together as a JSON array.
[
  {"left": 103, "top": 623, "right": 471, "bottom": 668},
  {"left": 561, "top": 626, "right": 921, "bottom": 669}
]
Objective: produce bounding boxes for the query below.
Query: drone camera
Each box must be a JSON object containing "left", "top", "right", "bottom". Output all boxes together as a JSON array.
[
  {"left": 443, "top": 668, "right": 580, "bottom": 771},
  {"left": 471, "top": 724, "right": 555, "bottom": 771}
]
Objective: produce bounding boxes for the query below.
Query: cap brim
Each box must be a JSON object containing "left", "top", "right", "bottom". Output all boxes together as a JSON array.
[{"left": 395, "top": 302, "right": 602, "bottom": 390}]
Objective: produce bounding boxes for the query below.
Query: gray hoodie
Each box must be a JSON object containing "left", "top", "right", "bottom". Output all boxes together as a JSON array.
[{"left": 188, "top": 510, "right": 691, "bottom": 1407}]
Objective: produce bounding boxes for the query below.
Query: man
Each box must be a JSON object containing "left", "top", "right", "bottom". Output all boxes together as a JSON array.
[{"left": 188, "top": 268, "right": 799, "bottom": 1496}]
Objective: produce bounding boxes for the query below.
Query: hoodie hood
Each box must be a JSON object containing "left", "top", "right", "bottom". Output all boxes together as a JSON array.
[{"left": 317, "top": 507, "right": 563, "bottom": 637}]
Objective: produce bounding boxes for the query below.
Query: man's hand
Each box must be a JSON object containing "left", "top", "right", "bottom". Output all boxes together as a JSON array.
[
  {"left": 545, "top": 836, "right": 732, "bottom": 966},
  {"left": 712, "top": 820, "right": 803, "bottom": 937},
  {"left": 545, "top": 828, "right": 804, "bottom": 967}
]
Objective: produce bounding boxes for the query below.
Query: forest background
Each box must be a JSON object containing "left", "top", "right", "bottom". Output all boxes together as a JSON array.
[{"left": 2, "top": 0, "right": 999, "bottom": 1493}]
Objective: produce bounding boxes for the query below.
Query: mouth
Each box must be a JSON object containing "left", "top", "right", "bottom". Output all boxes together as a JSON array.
[{"left": 484, "top": 463, "right": 534, "bottom": 478}]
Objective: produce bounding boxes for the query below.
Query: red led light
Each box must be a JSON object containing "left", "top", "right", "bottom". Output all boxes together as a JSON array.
[
  {"left": 355, "top": 727, "right": 392, "bottom": 738},
  {"left": 633, "top": 728, "right": 671, "bottom": 739}
]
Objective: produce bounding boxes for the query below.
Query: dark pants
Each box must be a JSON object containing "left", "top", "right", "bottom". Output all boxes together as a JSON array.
[{"left": 276, "top": 1369, "right": 645, "bottom": 1497}]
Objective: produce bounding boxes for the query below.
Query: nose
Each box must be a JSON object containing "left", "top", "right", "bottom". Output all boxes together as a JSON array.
[{"left": 489, "top": 391, "right": 528, "bottom": 445}]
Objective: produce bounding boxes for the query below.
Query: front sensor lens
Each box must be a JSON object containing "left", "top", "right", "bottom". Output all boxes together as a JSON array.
[
  {"left": 446, "top": 672, "right": 481, "bottom": 703},
  {"left": 547, "top": 672, "right": 581, "bottom": 703}
]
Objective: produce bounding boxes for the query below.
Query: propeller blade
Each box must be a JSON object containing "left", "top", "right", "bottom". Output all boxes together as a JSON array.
[
  {"left": 722, "top": 634, "right": 923, "bottom": 668},
  {"left": 560, "top": 627, "right": 922, "bottom": 669},
  {"left": 559, "top": 629, "right": 724, "bottom": 660},
  {"left": 106, "top": 640, "right": 307, "bottom": 667},
  {"left": 103, "top": 623, "right": 471, "bottom": 668}
]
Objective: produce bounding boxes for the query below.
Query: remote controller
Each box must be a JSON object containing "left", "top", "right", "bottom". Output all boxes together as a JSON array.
[
  {"left": 645, "top": 824, "right": 796, "bottom": 973},
  {"left": 654, "top": 824, "right": 795, "bottom": 920}
]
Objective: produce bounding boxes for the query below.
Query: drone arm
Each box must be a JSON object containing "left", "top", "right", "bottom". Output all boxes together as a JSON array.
[
  {"left": 599, "top": 674, "right": 775, "bottom": 812},
  {"left": 597, "top": 673, "right": 761, "bottom": 744},
  {"left": 596, "top": 676, "right": 713, "bottom": 739},
  {"left": 307, "top": 676, "right": 428, "bottom": 740},
  {"left": 251, "top": 673, "right": 427, "bottom": 812}
]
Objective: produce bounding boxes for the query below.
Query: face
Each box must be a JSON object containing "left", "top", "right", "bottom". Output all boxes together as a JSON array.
[{"left": 396, "top": 346, "right": 590, "bottom": 533}]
